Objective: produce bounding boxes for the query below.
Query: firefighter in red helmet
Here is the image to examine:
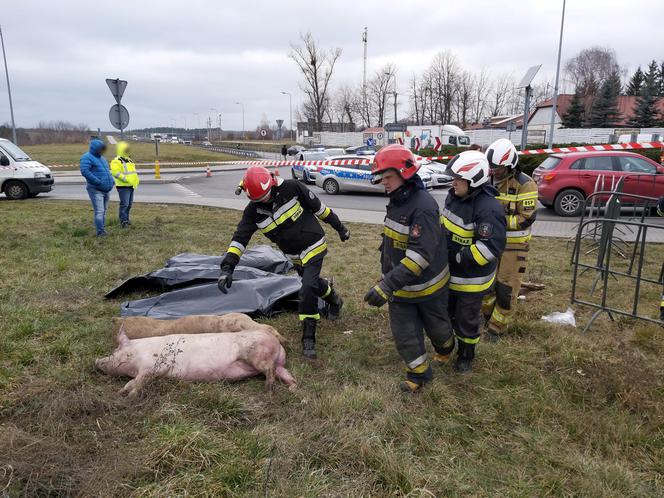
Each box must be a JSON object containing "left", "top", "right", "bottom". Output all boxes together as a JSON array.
[
  {"left": 219, "top": 166, "right": 350, "bottom": 359},
  {"left": 364, "top": 145, "right": 453, "bottom": 392}
]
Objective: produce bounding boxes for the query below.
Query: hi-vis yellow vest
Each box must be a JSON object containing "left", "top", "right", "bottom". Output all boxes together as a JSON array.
[{"left": 110, "top": 156, "right": 139, "bottom": 188}]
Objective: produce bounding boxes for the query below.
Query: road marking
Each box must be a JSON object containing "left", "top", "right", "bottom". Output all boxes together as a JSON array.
[{"left": 174, "top": 183, "right": 202, "bottom": 198}]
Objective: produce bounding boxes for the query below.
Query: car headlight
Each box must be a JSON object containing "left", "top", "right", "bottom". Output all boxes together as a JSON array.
[{"left": 34, "top": 172, "right": 46, "bottom": 178}]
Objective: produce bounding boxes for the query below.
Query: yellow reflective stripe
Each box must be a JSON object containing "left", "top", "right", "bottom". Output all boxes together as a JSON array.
[
  {"left": 449, "top": 274, "right": 495, "bottom": 293},
  {"left": 406, "top": 361, "right": 430, "bottom": 374},
  {"left": 299, "top": 313, "right": 320, "bottom": 321},
  {"left": 274, "top": 202, "right": 302, "bottom": 225},
  {"left": 507, "top": 215, "right": 519, "bottom": 230},
  {"left": 497, "top": 192, "right": 538, "bottom": 202},
  {"left": 393, "top": 272, "right": 449, "bottom": 298},
  {"left": 491, "top": 308, "right": 508, "bottom": 323},
  {"left": 227, "top": 246, "right": 243, "bottom": 257},
  {"left": 374, "top": 285, "right": 389, "bottom": 300},
  {"left": 317, "top": 206, "right": 331, "bottom": 220},
  {"left": 506, "top": 233, "right": 532, "bottom": 243},
  {"left": 260, "top": 222, "right": 278, "bottom": 234},
  {"left": 442, "top": 216, "right": 474, "bottom": 238},
  {"left": 384, "top": 226, "right": 409, "bottom": 243},
  {"left": 456, "top": 334, "right": 480, "bottom": 344},
  {"left": 401, "top": 257, "right": 423, "bottom": 276},
  {"left": 470, "top": 244, "right": 490, "bottom": 266},
  {"left": 301, "top": 241, "right": 327, "bottom": 265},
  {"left": 321, "top": 285, "right": 332, "bottom": 298}
]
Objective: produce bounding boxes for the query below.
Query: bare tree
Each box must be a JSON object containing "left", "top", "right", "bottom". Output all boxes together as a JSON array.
[
  {"left": 470, "top": 68, "right": 490, "bottom": 124},
  {"left": 289, "top": 32, "right": 342, "bottom": 131},
  {"left": 564, "top": 46, "right": 623, "bottom": 97},
  {"left": 428, "top": 51, "right": 460, "bottom": 124},
  {"left": 368, "top": 64, "right": 396, "bottom": 127},
  {"left": 455, "top": 70, "right": 474, "bottom": 128},
  {"left": 489, "top": 73, "right": 515, "bottom": 116},
  {"left": 330, "top": 84, "right": 357, "bottom": 131}
]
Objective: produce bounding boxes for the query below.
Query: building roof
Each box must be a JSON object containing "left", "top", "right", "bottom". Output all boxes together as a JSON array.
[
  {"left": 536, "top": 94, "right": 664, "bottom": 126},
  {"left": 363, "top": 127, "right": 385, "bottom": 133}
]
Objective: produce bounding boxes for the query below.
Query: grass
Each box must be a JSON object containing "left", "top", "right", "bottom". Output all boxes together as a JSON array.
[
  {"left": 22, "top": 142, "right": 240, "bottom": 168},
  {"left": 1, "top": 200, "right": 663, "bottom": 497}
]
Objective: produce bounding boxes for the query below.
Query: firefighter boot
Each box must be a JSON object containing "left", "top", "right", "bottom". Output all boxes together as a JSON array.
[
  {"left": 324, "top": 287, "right": 344, "bottom": 321},
  {"left": 400, "top": 362, "right": 433, "bottom": 393},
  {"left": 455, "top": 341, "right": 475, "bottom": 373},
  {"left": 301, "top": 318, "right": 317, "bottom": 360}
]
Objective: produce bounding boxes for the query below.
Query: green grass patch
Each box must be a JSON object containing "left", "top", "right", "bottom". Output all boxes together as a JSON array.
[
  {"left": 0, "top": 200, "right": 662, "bottom": 496},
  {"left": 23, "top": 142, "right": 239, "bottom": 168}
]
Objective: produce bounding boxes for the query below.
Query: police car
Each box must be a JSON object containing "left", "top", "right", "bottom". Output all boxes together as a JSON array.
[
  {"left": 291, "top": 148, "right": 346, "bottom": 183},
  {"left": 314, "top": 155, "right": 432, "bottom": 194}
]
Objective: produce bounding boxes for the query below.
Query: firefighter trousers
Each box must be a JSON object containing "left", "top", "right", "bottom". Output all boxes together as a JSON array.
[
  {"left": 295, "top": 258, "right": 333, "bottom": 321},
  {"left": 388, "top": 288, "right": 453, "bottom": 383},
  {"left": 481, "top": 248, "right": 529, "bottom": 335},
  {"left": 449, "top": 290, "right": 484, "bottom": 361}
]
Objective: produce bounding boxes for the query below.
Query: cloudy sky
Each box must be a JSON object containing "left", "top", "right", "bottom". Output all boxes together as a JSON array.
[{"left": 1, "top": 0, "right": 661, "bottom": 131}]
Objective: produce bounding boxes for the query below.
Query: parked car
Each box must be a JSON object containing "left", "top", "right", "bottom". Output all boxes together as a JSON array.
[
  {"left": 419, "top": 162, "right": 453, "bottom": 188},
  {"left": 201, "top": 141, "right": 212, "bottom": 146},
  {"left": 291, "top": 148, "right": 346, "bottom": 182},
  {"left": 532, "top": 151, "right": 664, "bottom": 216},
  {"left": 0, "top": 138, "right": 54, "bottom": 199},
  {"left": 345, "top": 145, "right": 376, "bottom": 155},
  {"left": 314, "top": 155, "right": 432, "bottom": 194}
]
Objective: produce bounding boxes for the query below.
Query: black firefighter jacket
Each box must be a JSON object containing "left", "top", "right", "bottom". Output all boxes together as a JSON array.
[{"left": 380, "top": 178, "right": 450, "bottom": 303}]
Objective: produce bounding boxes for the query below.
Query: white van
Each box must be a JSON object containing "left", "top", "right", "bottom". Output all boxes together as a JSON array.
[{"left": 0, "top": 138, "right": 54, "bottom": 199}]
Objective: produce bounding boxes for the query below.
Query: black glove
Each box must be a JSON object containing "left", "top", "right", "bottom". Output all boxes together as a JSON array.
[
  {"left": 338, "top": 225, "right": 350, "bottom": 242},
  {"left": 364, "top": 284, "right": 389, "bottom": 307},
  {"left": 217, "top": 267, "right": 234, "bottom": 294}
]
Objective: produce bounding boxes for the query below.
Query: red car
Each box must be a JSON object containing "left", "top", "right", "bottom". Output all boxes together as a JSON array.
[{"left": 532, "top": 151, "right": 664, "bottom": 216}]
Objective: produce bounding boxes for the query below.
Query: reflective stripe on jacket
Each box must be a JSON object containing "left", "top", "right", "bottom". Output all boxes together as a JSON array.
[
  {"left": 221, "top": 179, "right": 344, "bottom": 268},
  {"left": 110, "top": 156, "right": 139, "bottom": 188},
  {"left": 380, "top": 179, "right": 449, "bottom": 302},
  {"left": 494, "top": 172, "right": 537, "bottom": 247},
  {"left": 443, "top": 184, "right": 506, "bottom": 293}
]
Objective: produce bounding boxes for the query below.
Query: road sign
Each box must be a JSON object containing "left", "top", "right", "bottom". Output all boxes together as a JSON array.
[
  {"left": 276, "top": 119, "right": 283, "bottom": 129},
  {"left": 366, "top": 137, "right": 376, "bottom": 147},
  {"left": 506, "top": 122, "right": 517, "bottom": 132},
  {"left": 434, "top": 136, "right": 442, "bottom": 151},
  {"left": 260, "top": 129, "right": 267, "bottom": 137},
  {"left": 109, "top": 104, "right": 130, "bottom": 130},
  {"left": 106, "top": 78, "right": 127, "bottom": 104},
  {"left": 413, "top": 137, "right": 421, "bottom": 151}
]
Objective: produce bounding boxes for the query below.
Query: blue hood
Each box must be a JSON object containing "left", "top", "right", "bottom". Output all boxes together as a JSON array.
[{"left": 89, "top": 139, "right": 106, "bottom": 157}]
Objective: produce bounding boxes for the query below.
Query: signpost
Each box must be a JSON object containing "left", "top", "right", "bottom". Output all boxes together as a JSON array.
[
  {"left": 106, "top": 78, "right": 129, "bottom": 138},
  {"left": 260, "top": 129, "right": 268, "bottom": 139},
  {"left": 516, "top": 65, "right": 541, "bottom": 151},
  {"left": 366, "top": 137, "right": 376, "bottom": 147},
  {"left": 276, "top": 119, "right": 284, "bottom": 141}
]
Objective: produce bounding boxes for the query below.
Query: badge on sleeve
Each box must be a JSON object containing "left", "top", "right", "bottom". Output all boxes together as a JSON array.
[
  {"left": 478, "top": 222, "right": 493, "bottom": 238},
  {"left": 410, "top": 224, "right": 422, "bottom": 238}
]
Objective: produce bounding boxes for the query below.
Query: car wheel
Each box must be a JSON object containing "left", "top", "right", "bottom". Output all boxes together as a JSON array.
[
  {"left": 291, "top": 168, "right": 297, "bottom": 180},
  {"left": 4, "top": 180, "right": 28, "bottom": 200},
  {"left": 554, "top": 189, "right": 584, "bottom": 217},
  {"left": 302, "top": 170, "right": 310, "bottom": 183},
  {"left": 323, "top": 178, "right": 340, "bottom": 195}
]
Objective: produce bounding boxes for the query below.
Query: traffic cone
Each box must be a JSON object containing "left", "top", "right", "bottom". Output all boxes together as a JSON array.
[{"left": 206, "top": 166, "right": 212, "bottom": 178}]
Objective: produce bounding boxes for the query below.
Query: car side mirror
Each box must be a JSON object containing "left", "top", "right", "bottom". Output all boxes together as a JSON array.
[{"left": 0, "top": 154, "right": 9, "bottom": 166}]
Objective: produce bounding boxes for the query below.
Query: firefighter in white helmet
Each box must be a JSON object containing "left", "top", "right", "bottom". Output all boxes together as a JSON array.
[
  {"left": 481, "top": 139, "right": 538, "bottom": 341},
  {"left": 441, "top": 150, "right": 506, "bottom": 372}
]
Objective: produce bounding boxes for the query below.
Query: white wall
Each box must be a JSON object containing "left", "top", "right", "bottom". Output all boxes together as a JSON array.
[{"left": 466, "top": 127, "right": 664, "bottom": 147}]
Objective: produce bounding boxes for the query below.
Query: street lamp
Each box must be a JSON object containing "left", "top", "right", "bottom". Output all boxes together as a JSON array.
[
  {"left": 235, "top": 102, "right": 245, "bottom": 139},
  {"left": 209, "top": 108, "right": 217, "bottom": 143},
  {"left": 280, "top": 91, "right": 293, "bottom": 141},
  {"left": 548, "top": 0, "right": 567, "bottom": 148},
  {"left": 0, "top": 25, "right": 17, "bottom": 144}
]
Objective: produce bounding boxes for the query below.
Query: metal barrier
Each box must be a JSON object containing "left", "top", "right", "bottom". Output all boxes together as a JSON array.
[
  {"left": 570, "top": 191, "right": 663, "bottom": 332},
  {"left": 201, "top": 145, "right": 260, "bottom": 158}
]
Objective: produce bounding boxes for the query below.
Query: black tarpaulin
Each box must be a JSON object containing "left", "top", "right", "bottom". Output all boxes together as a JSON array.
[{"left": 105, "top": 245, "right": 293, "bottom": 298}]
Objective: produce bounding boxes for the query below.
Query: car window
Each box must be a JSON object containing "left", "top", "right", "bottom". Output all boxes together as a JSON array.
[
  {"left": 618, "top": 156, "right": 656, "bottom": 174},
  {"left": 573, "top": 156, "right": 615, "bottom": 171},
  {"left": 538, "top": 157, "right": 562, "bottom": 170}
]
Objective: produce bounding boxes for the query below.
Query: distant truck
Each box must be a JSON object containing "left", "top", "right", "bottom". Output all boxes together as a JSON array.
[
  {"left": 406, "top": 124, "right": 471, "bottom": 148},
  {"left": 0, "top": 138, "right": 54, "bottom": 199}
]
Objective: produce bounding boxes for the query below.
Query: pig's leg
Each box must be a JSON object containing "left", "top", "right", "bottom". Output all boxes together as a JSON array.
[
  {"left": 276, "top": 366, "right": 297, "bottom": 391},
  {"left": 264, "top": 367, "right": 276, "bottom": 392},
  {"left": 120, "top": 371, "right": 153, "bottom": 398}
]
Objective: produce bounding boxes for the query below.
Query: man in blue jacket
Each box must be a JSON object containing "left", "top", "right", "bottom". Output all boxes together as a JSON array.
[{"left": 80, "top": 139, "right": 114, "bottom": 236}]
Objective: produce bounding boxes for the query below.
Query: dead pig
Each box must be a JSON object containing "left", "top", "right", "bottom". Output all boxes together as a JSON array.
[
  {"left": 113, "top": 313, "right": 283, "bottom": 341},
  {"left": 96, "top": 326, "right": 296, "bottom": 397}
]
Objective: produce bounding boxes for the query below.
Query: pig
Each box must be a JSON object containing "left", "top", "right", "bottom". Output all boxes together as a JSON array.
[
  {"left": 112, "top": 313, "right": 283, "bottom": 342},
  {"left": 95, "top": 325, "right": 296, "bottom": 397}
]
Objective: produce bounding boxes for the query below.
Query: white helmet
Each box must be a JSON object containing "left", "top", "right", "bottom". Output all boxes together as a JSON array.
[
  {"left": 486, "top": 138, "right": 518, "bottom": 170},
  {"left": 445, "top": 150, "right": 490, "bottom": 188}
]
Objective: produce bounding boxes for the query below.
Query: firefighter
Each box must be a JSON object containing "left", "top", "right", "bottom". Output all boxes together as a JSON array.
[
  {"left": 442, "top": 150, "right": 506, "bottom": 372},
  {"left": 218, "top": 166, "right": 350, "bottom": 359},
  {"left": 480, "top": 139, "right": 538, "bottom": 341},
  {"left": 363, "top": 145, "right": 453, "bottom": 392}
]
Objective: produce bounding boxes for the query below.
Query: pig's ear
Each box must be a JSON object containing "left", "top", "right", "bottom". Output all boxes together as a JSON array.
[{"left": 117, "top": 324, "right": 131, "bottom": 348}]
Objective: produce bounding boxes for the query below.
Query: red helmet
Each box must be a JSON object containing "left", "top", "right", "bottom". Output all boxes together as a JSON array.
[
  {"left": 242, "top": 166, "right": 276, "bottom": 202},
  {"left": 371, "top": 144, "right": 419, "bottom": 184}
]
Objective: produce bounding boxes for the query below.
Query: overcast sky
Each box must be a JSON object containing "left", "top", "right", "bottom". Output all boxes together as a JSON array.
[{"left": 1, "top": 0, "right": 662, "bottom": 131}]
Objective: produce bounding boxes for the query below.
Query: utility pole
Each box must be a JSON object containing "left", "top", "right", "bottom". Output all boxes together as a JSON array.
[
  {"left": 0, "top": 25, "right": 17, "bottom": 144},
  {"left": 548, "top": 0, "right": 566, "bottom": 148},
  {"left": 362, "top": 27, "right": 368, "bottom": 126},
  {"left": 281, "top": 91, "right": 292, "bottom": 141},
  {"left": 218, "top": 113, "right": 222, "bottom": 142},
  {"left": 236, "top": 102, "right": 245, "bottom": 139}
]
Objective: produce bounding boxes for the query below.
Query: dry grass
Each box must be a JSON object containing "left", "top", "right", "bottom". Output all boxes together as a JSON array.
[
  {"left": 22, "top": 142, "right": 239, "bottom": 168},
  {"left": 0, "top": 199, "right": 663, "bottom": 497}
]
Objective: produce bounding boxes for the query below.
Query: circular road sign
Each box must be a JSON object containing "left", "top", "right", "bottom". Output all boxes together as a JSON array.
[
  {"left": 260, "top": 129, "right": 268, "bottom": 137},
  {"left": 109, "top": 104, "right": 130, "bottom": 130}
]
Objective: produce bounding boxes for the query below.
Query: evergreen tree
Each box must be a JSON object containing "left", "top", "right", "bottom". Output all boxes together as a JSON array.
[
  {"left": 562, "top": 88, "right": 584, "bottom": 128},
  {"left": 587, "top": 70, "right": 621, "bottom": 127},
  {"left": 626, "top": 66, "right": 644, "bottom": 96},
  {"left": 628, "top": 66, "right": 659, "bottom": 127},
  {"left": 659, "top": 61, "right": 664, "bottom": 97}
]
